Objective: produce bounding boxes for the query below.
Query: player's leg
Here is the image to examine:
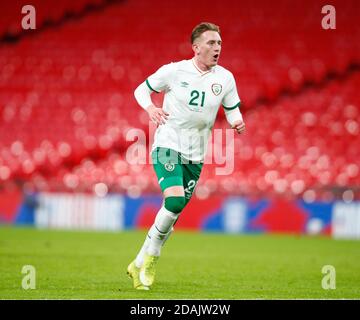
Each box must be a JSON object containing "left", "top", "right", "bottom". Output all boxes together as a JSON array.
[
  {"left": 140, "top": 184, "right": 186, "bottom": 287},
  {"left": 158, "top": 185, "right": 186, "bottom": 245},
  {"left": 140, "top": 148, "right": 187, "bottom": 287},
  {"left": 145, "top": 185, "right": 184, "bottom": 255},
  {"left": 133, "top": 188, "right": 182, "bottom": 268},
  {"left": 133, "top": 186, "right": 183, "bottom": 288},
  {"left": 130, "top": 148, "right": 187, "bottom": 288},
  {"left": 138, "top": 152, "right": 203, "bottom": 261},
  {"left": 139, "top": 158, "right": 203, "bottom": 287},
  {"left": 135, "top": 148, "right": 185, "bottom": 264}
]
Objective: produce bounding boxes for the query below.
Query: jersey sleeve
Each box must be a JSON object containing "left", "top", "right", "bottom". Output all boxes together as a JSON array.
[
  {"left": 222, "top": 74, "right": 241, "bottom": 110},
  {"left": 145, "top": 63, "right": 175, "bottom": 93}
]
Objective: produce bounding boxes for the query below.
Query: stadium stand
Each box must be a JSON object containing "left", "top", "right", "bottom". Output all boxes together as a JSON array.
[{"left": 0, "top": 0, "right": 359, "bottom": 201}]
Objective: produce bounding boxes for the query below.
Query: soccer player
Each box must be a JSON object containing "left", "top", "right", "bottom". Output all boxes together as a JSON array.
[{"left": 128, "top": 22, "right": 245, "bottom": 290}]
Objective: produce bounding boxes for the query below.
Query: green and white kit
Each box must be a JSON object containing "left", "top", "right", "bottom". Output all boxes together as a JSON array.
[
  {"left": 151, "top": 147, "right": 203, "bottom": 204},
  {"left": 146, "top": 58, "right": 241, "bottom": 162},
  {"left": 135, "top": 58, "right": 242, "bottom": 195}
]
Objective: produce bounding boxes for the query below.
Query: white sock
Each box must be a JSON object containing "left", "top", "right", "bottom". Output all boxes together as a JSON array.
[
  {"left": 147, "top": 206, "right": 178, "bottom": 257},
  {"left": 162, "top": 226, "right": 174, "bottom": 246},
  {"left": 135, "top": 232, "right": 151, "bottom": 268},
  {"left": 134, "top": 225, "right": 175, "bottom": 268}
]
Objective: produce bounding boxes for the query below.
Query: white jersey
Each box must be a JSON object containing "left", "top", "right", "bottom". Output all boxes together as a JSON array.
[{"left": 146, "top": 59, "right": 241, "bottom": 162}]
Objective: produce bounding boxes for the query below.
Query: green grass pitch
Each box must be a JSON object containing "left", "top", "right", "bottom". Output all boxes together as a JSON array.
[{"left": 0, "top": 226, "right": 359, "bottom": 299}]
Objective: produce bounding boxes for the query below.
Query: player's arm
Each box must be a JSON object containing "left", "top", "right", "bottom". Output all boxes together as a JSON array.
[
  {"left": 222, "top": 74, "right": 245, "bottom": 135},
  {"left": 134, "top": 63, "right": 173, "bottom": 126},
  {"left": 224, "top": 107, "right": 245, "bottom": 135},
  {"left": 134, "top": 82, "right": 169, "bottom": 125}
]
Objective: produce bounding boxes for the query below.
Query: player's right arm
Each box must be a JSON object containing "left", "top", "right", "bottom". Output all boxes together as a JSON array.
[
  {"left": 134, "top": 83, "right": 169, "bottom": 125},
  {"left": 134, "top": 63, "right": 174, "bottom": 126}
]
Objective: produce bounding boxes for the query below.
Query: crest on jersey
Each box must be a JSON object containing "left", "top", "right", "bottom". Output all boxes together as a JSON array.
[
  {"left": 211, "top": 83, "right": 222, "bottom": 96},
  {"left": 164, "top": 161, "right": 175, "bottom": 172}
]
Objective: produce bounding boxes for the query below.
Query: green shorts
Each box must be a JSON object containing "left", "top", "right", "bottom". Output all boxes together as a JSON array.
[{"left": 151, "top": 147, "right": 203, "bottom": 202}]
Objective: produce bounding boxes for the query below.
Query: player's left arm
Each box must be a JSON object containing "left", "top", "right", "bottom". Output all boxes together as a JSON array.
[
  {"left": 226, "top": 109, "right": 245, "bottom": 134},
  {"left": 222, "top": 74, "right": 245, "bottom": 135}
]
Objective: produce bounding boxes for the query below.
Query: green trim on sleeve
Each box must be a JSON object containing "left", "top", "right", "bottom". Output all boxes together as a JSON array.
[
  {"left": 223, "top": 102, "right": 240, "bottom": 110},
  {"left": 146, "top": 79, "right": 159, "bottom": 93}
]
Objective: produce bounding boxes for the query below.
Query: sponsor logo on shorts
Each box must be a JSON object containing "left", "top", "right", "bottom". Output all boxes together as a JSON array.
[{"left": 164, "top": 161, "right": 175, "bottom": 172}]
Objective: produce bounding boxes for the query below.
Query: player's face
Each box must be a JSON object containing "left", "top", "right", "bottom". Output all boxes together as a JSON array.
[{"left": 193, "top": 31, "right": 222, "bottom": 68}]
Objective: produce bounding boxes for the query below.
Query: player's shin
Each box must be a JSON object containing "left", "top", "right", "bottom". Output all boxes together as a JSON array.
[
  {"left": 135, "top": 233, "right": 151, "bottom": 268},
  {"left": 135, "top": 225, "right": 174, "bottom": 269},
  {"left": 162, "top": 226, "right": 174, "bottom": 247},
  {"left": 146, "top": 206, "right": 178, "bottom": 256}
]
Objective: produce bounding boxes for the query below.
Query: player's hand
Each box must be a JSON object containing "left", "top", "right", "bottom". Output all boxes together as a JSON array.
[
  {"left": 146, "top": 104, "right": 169, "bottom": 125},
  {"left": 231, "top": 120, "right": 246, "bottom": 134}
]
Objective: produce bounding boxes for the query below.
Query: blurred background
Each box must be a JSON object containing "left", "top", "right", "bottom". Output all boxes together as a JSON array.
[{"left": 0, "top": 0, "right": 359, "bottom": 238}]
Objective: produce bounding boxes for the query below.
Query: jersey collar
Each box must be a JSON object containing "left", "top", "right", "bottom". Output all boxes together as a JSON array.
[{"left": 191, "top": 58, "right": 215, "bottom": 76}]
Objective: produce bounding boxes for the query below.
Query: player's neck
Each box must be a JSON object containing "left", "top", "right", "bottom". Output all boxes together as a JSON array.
[{"left": 192, "top": 57, "right": 212, "bottom": 73}]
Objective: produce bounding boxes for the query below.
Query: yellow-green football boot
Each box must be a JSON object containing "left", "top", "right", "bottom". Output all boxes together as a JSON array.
[
  {"left": 127, "top": 260, "right": 149, "bottom": 290},
  {"left": 139, "top": 253, "right": 159, "bottom": 287}
]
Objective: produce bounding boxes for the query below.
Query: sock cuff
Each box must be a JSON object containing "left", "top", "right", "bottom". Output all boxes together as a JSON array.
[
  {"left": 164, "top": 196, "right": 186, "bottom": 214},
  {"left": 160, "top": 205, "right": 179, "bottom": 220}
]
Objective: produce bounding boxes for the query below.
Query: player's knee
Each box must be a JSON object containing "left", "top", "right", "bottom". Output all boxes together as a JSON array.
[{"left": 164, "top": 196, "right": 186, "bottom": 214}]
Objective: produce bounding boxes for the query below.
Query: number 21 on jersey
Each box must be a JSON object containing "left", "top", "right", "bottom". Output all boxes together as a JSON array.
[{"left": 189, "top": 90, "right": 205, "bottom": 107}]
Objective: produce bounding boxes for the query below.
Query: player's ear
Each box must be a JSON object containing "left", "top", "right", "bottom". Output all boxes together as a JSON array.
[{"left": 192, "top": 43, "right": 200, "bottom": 55}]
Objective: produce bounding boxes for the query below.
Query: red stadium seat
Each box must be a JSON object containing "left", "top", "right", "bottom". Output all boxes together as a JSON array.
[{"left": 0, "top": 0, "right": 359, "bottom": 200}]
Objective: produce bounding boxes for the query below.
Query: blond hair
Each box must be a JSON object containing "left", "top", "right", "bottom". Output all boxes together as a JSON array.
[{"left": 191, "top": 22, "right": 220, "bottom": 44}]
